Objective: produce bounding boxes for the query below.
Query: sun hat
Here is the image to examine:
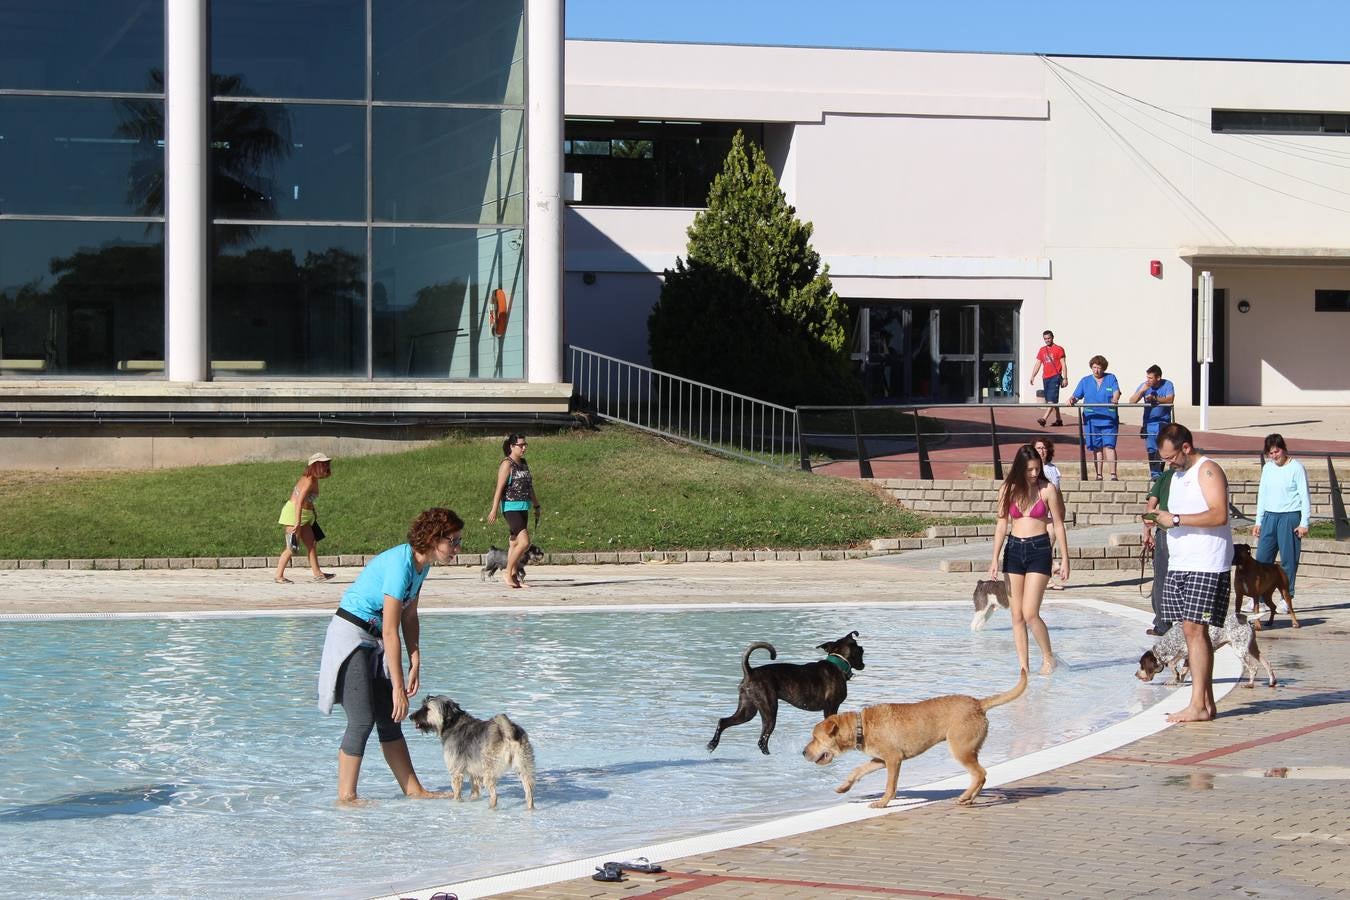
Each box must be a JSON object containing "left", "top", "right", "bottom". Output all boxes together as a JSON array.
[{"left": 307, "top": 452, "right": 332, "bottom": 466}]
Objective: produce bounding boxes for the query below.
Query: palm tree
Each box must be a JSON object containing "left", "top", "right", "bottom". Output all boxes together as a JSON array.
[{"left": 117, "top": 70, "right": 292, "bottom": 246}]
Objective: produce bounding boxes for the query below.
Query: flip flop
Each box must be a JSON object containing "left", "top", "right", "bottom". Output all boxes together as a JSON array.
[
  {"left": 1036, "top": 417, "right": 1047, "bottom": 427},
  {"left": 608, "top": 858, "right": 664, "bottom": 874},
  {"left": 1051, "top": 420, "right": 1064, "bottom": 426},
  {"left": 593, "top": 864, "right": 626, "bottom": 882}
]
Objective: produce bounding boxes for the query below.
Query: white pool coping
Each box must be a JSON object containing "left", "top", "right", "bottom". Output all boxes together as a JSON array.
[{"left": 3, "top": 599, "right": 1238, "bottom": 900}]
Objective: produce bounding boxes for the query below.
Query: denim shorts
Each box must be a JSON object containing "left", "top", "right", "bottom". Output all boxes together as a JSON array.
[
  {"left": 1042, "top": 376, "right": 1062, "bottom": 403},
  {"left": 1003, "top": 533, "right": 1053, "bottom": 576}
]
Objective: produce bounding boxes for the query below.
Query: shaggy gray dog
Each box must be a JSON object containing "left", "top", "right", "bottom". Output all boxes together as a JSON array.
[{"left": 410, "top": 695, "right": 536, "bottom": 809}]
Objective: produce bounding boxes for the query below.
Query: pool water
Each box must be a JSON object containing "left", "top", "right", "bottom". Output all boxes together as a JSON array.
[{"left": 0, "top": 603, "right": 1163, "bottom": 898}]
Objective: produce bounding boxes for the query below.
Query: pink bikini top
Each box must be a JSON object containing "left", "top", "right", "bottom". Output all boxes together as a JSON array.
[{"left": 1009, "top": 496, "right": 1049, "bottom": 520}]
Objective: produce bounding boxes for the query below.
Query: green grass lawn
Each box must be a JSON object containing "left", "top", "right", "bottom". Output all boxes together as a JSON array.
[{"left": 0, "top": 426, "right": 964, "bottom": 559}]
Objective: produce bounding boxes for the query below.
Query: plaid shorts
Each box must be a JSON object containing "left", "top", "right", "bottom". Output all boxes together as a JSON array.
[{"left": 1161, "top": 570, "right": 1230, "bottom": 627}]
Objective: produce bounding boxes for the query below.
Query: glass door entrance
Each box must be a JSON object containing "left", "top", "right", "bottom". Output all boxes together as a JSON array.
[{"left": 854, "top": 301, "right": 1018, "bottom": 403}]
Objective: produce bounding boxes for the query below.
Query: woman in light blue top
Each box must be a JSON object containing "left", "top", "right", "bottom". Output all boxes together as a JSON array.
[
  {"left": 316, "top": 507, "right": 463, "bottom": 804},
  {"left": 1253, "top": 433, "right": 1310, "bottom": 604}
]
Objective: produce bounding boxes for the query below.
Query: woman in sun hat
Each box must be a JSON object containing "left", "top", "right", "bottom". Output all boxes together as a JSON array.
[{"left": 274, "top": 451, "right": 335, "bottom": 584}]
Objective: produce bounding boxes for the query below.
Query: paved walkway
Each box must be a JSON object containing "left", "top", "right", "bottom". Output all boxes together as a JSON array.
[{"left": 6, "top": 547, "right": 1348, "bottom": 899}]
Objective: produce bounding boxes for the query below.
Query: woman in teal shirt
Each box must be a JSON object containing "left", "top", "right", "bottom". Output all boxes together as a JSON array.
[
  {"left": 487, "top": 433, "right": 540, "bottom": 588},
  {"left": 317, "top": 507, "right": 463, "bottom": 804}
]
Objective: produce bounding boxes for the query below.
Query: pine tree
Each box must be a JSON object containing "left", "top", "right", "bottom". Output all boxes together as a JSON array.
[{"left": 648, "top": 132, "right": 858, "bottom": 405}]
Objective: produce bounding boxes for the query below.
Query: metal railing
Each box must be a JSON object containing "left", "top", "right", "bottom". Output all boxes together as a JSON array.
[
  {"left": 567, "top": 346, "right": 799, "bottom": 468},
  {"left": 1198, "top": 449, "right": 1350, "bottom": 540},
  {"left": 797, "top": 402, "right": 1173, "bottom": 478}
]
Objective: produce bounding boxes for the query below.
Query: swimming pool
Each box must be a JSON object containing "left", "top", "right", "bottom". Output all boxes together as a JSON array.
[{"left": 1, "top": 602, "right": 1169, "bottom": 898}]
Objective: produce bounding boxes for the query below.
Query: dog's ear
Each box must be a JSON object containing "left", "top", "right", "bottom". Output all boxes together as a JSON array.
[{"left": 824, "top": 718, "right": 839, "bottom": 737}]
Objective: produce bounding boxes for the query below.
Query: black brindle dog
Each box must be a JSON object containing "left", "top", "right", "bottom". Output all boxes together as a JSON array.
[{"left": 706, "top": 631, "right": 865, "bottom": 755}]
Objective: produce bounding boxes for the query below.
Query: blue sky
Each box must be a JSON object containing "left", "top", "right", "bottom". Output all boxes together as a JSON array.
[{"left": 565, "top": 0, "right": 1350, "bottom": 61}]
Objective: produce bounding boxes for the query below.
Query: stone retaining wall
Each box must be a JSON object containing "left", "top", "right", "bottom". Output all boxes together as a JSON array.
[{"left": 884, "top": 478, "right": 1349, "bottom": 527}]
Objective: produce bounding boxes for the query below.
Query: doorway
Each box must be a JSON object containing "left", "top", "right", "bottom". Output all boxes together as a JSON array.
[
  {"left": 853, "top": 301, "right": 1019, "bottom": 403},
  {"left": 1190, "top": 287, "right": 1227, "bottom": 405}
]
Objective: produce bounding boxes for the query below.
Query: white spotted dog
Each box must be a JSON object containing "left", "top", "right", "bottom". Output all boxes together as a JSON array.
[
  {"left": 1135, "top": 620, "right": 1275, "bottom": 689},
  {"left": 970, "top": 577, "right": 1011, "bottom": 631}
]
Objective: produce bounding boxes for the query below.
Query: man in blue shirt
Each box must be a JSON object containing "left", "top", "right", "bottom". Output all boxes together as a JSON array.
[{"left": 1130, "top": 364, "right": 1175, "bottom": 481}]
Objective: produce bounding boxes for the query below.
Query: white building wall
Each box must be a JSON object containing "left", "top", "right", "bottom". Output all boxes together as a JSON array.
[{"left": 564, "top": 41, "right": 1350, "bottom": 404}]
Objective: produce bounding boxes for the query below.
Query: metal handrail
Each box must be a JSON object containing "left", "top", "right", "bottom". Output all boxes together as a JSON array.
[
  {"left": 796, "top": 401, "right": 1172, "bottom": 480},
  {"left": 566, "top": 346, "right": 798, "bottom": 468}
]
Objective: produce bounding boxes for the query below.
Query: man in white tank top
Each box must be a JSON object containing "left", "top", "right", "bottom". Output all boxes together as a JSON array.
[{"left": 1149, "top": 423, "right": 1234, "bottom": 724}]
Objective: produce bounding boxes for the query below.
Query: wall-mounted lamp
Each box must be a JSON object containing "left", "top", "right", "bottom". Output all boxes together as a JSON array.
[
  {"left": 582, "top": 271, "right": 597, "bottom": 285},
  {"left": 1237, "top": 299, "right": 1251, "bottom": 314}
]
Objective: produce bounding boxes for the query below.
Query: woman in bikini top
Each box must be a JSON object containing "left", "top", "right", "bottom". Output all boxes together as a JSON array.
[{"left": 988, "top": 444, "right": 1070, "bottom": 676}]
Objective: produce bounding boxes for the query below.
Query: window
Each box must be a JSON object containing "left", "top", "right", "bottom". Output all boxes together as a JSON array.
[
  {"left": 1315, "top": 290, "right": 1350, "bottom": 312},
  {"left": 1213, "top": 109, "right": 1350, "bottom": 135},
  {"left": 564, "top": 119, "right": 764, "bottom": 207}
]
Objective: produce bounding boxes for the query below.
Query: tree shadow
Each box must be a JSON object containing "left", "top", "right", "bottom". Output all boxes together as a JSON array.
[
  {"left": 0, "top": 783, "right": 179, "bottom": 822},
  {"left": 449, "top": 757, "right": 735, "bottom": 806}
]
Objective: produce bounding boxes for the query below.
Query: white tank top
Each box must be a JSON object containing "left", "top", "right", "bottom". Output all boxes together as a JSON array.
[{"left": 1165, "top": 455, "right": 1234, "bottom": 573}]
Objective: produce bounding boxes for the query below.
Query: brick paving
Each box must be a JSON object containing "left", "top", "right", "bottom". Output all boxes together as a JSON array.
[{"left": 4, "top": 546, "right": 1348, "bottom": 899}]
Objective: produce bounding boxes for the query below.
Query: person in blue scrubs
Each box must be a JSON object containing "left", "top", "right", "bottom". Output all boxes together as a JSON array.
[
  {"left": 1069, "top": 355, "right": 1122, "bottom": 480},
  {"left": 1129, "top": 364, "right": 1176, "bottom": 481}
]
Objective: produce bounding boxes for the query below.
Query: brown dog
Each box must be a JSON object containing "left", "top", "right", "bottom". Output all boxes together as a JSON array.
[
  {"left": 801, "top": 668, "right": 1027, "bottom": 808},
  {"left": 1232, "top": 543, "right": 1299, "bottom": 629}
]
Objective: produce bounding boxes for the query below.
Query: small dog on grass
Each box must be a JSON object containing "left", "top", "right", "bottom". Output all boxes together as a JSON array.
[
  {"left": 1134, "top": 619, "right": 1275, "bottom": 689},
  {"left": 480, "top": 544, "right": 544, "bottom": 583},
  {"left": 802, "top": 668, "right": 1028, "bottom": 808},
  {"left": 970, "top": 577, "right": 1011, "bottom": 631},
  {"left": 410, "top": 695, "right": 536, "bottom": 809},
  {"left": 707, "top": 632, "right": 865, "bottom": 755}
]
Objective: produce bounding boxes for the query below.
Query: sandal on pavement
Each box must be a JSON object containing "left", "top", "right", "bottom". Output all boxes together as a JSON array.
[
  {"left": 1051, "top": 420, "right": 1064, "bottom": 426},
  {"left": 274, "top": 576, "right": 292, "bottom": 584},
  {"left": 1036, "top": 417, "right": 1047, "bottom": 427},
  {"left": 593, "top": 864, "right": 625, "bottom": 882},
  {"left": 608, "top": 858, "right": 664, "bottom": 874},
  {"left": 312, "top": 572, "right": 335, "bottom": 582}
]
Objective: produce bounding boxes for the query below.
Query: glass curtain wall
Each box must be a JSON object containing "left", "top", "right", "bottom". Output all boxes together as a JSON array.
[
  {"left": 0, "top": 1, "right": 166, "bottom": 376},
  {"left": 210, "top": 0, "right": 527, "bottom": 379}
]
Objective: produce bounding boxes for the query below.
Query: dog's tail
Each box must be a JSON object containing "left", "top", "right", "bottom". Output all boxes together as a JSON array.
[
  {"left": 742, "top": 642, "right": 776, "bottom": 678},
  {"left": 494, "top": 714, "right": 536, "bottom": 789},
  {"left": 979, "top": 667, "right": 1028, "bottom": 711}
]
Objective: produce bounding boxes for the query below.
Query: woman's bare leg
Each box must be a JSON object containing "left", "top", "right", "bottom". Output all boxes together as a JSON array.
[
  {"left": 1105, "top": 446, "right": 1118, "bottom": 479},
  {"left": 1007, "top": 573, "right": 1030, "bottom": 673},
  {"left": 1020, "top": 572, "right": 1056, "bottom": 673},
  {"left": 274, "top": 543, "right": 294, "bottom": 582},
  {"left": 507, "top": 528, "right": 531, "bottom": 588}
]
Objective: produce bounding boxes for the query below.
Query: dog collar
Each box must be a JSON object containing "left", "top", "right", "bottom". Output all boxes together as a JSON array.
[
  {"left": 854, "top": 711, "right": 864, "bottom": 751},
  {"left": 824, "top": 653, "right": 853, "bottom": 681}
]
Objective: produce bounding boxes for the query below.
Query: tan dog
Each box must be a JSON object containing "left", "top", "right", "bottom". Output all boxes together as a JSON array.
[
  {"left": 1232, "top": 543, "right": 1299, "bottom": 629},
  {"left": 801, "top": 669, "right": 1027, "bottom": 808}
]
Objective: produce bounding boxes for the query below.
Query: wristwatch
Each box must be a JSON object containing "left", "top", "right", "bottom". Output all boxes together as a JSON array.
[{"left": 1171, "top": 514, "right": 1181, "bottom": 527}]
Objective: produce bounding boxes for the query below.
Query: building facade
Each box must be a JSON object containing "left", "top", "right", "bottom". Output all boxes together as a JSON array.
[
  {"left": 0, "top": 0, "right": 567, "bottom": 466},
  {"left": 562, "top": 40, "right": 1350, "bottom": 407}
]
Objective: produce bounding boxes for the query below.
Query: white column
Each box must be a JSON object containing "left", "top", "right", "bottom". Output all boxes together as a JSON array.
[
  {"left": 165, "top": 0, "right": 209, "bottom": 381},
  {"left": 525, "top": 0, "right": 564, "bottom": 384}
]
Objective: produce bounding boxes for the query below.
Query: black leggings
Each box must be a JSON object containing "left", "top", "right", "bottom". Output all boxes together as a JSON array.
[{"left": 335, "top": 645, "right": 403, "bottom": 756}]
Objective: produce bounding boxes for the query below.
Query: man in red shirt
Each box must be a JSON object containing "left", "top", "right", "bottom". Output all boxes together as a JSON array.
[{"left": 1028, "top": 330, "right": 1067, "bottom": 427}]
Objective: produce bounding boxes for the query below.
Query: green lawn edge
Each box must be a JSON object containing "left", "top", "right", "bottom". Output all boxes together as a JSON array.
[{"left": 0, "top": 426, "right": 983, "bottom": 559}]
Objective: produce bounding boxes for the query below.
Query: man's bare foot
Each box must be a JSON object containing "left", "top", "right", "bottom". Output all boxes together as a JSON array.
[
  {"left": 1039, "top": 655, "right": 1058, "bottom": 675},
  {"left": 1166, "top": 706, "right": 1215, "bottom": 723}
]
